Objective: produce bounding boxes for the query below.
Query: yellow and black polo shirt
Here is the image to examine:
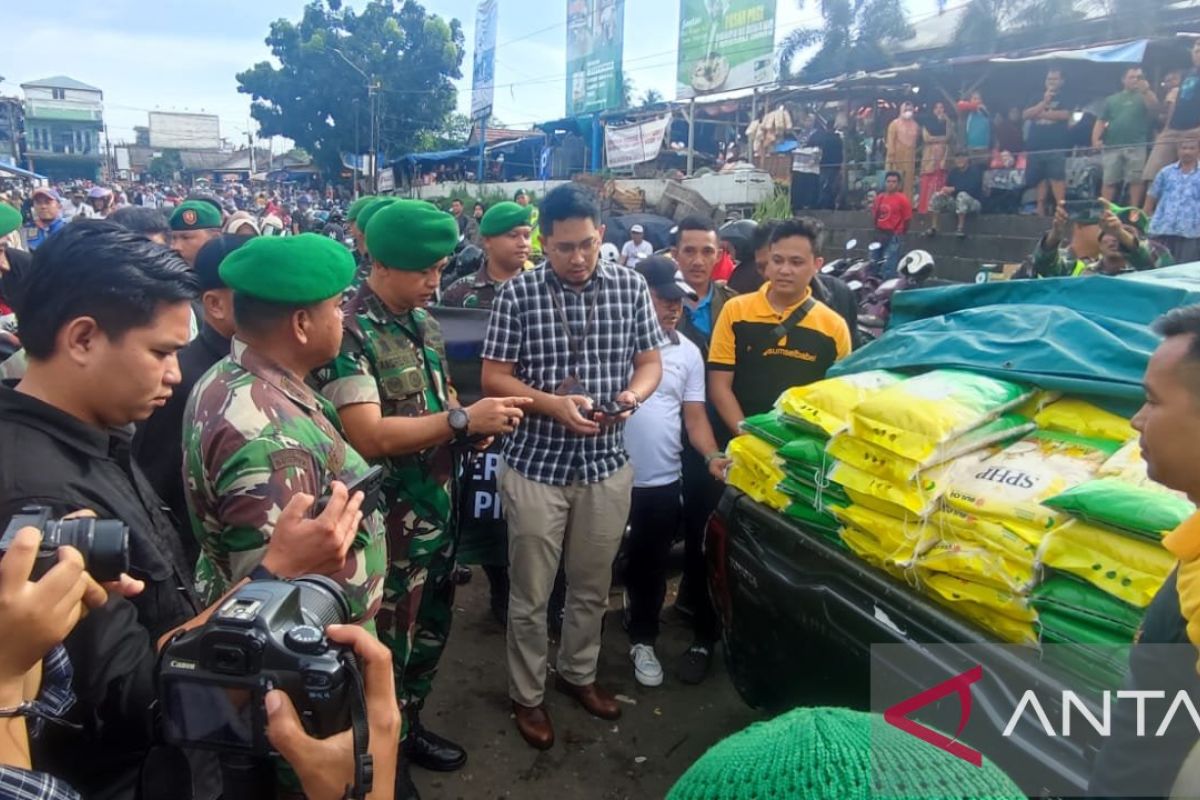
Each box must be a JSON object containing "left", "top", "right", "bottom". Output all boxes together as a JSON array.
[{"left": 708, "top": 282, "right": 851, "bottom": 418}]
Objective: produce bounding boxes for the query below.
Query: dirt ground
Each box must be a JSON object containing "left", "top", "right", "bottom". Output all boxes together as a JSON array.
[{"left": 414, "top": 572, "right": 763, "bottom": 800}]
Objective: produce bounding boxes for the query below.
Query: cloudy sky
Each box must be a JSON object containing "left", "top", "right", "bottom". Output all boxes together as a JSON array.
[{"left": 0, "top": 0, "right": 941, "bottom": 151}]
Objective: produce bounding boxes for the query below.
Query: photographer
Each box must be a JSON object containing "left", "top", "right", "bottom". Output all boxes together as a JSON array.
[
  {"left": 0, "top": 221, "right": 367, "bottom": 800},
  {"left": 1032, "top": 204, "right": 1155, "bottom": 277}
]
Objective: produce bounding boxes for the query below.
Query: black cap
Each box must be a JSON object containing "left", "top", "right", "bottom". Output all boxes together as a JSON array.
[
  {"left": 635, "top": 255, "right": 698, "bottom": 301},
  {"left": 194, "top": 234, "right": 254, "bottom": 291},
  {"left": 513, "top": 188, "right": 528, "bottom": 200}
]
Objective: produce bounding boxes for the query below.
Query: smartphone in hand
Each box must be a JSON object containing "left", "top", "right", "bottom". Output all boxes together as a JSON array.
[{"left": 314, "top": 465, "right": 385, "bottom": 518}]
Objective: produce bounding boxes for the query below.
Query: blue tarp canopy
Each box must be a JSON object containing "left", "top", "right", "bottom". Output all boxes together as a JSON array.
[
  {"left": 395, "top": 148, "right": 470, "bottom": 167},
  {"left": 829, "top": 265, "right": 1200, "bottom": 413},
  {"left": 0, "top": 162, "right": 47, "bottom": 181},
  {"left": 990, "top": 39, "right": 1149, "bottom": 64}
]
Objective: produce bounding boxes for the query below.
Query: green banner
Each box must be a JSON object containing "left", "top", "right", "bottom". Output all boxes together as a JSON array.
[
  {"left": 566, "top": 0, "right": 625, "bottom": 115},
  {"left": 677, "top": 0, "right": 777, "bottom": 99}
]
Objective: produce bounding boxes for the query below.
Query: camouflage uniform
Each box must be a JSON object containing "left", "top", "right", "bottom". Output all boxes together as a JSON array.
[
  {"left": 440, "top": 262, "right": 503, "bottom": 310},
  {"left": 314, "top": 284, "right": 456, "bottom": 734},
  {"left": 183, "top": 338, "right": 388, "bottom": 631}
]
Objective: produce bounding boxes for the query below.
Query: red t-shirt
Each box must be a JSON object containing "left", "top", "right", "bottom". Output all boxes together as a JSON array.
[{"left": 873, "top": 192, "right": 913, "bottom": 235}]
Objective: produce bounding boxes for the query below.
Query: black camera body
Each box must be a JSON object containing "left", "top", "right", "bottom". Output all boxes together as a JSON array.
[
  {"left": 160, "top": 575, "right": 358, "bottom": 756},
  {"left": 0, "top": 505, "right": 129, "bottom": 581}
]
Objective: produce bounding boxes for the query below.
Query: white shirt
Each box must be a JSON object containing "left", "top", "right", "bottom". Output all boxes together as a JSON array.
[
  {"left": 621, "top": 239, "right": 653, "bottom": 268},
  {"left": 624, "top": 332, "right": 706, "bottom": 488}
]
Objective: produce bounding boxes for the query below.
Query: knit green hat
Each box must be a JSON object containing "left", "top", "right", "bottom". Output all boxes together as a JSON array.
[
  {"left": 169, "top": 200, "right": 222, "bottom": 231},
  {"left": 356, "top": 198, "right": 396, "bottom": 233},
  {"left": 347, "top": 195, "right": 377, "bottom": 223},
  {"left": 366, "top": 199, "right": 459, "bottom": 272},
  {"left": 479, "top": 201, "right": 533, "bottom": 238},
  {"left": 667, "top": 708, "right": 1024, "bottom": 800},
  {"left": 0, "top": 204, "right": 20, "bottom": 238},
  {"left": 220, "top": 233, "right": 355, "bottom": 305}
]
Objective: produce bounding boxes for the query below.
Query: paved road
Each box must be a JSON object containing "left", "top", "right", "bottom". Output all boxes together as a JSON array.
[{"left": 415, "top": 572, "right": 762, "bottom": 799}]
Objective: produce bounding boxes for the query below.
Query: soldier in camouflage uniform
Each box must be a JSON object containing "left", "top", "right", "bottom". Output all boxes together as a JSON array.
[
  {"left": 315, "top": 200, "right": 529, "bottom": 796},
  {"left": 183, "top": 233, "right": 388, "bottom": 630},
  {"left": 440, "top": 201, "right": 534, "bottom": 311}
]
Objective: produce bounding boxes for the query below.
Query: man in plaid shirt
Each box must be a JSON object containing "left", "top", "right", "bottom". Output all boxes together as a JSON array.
[{"left": 482, "top": 183, "right": 664, "bottom": 750}]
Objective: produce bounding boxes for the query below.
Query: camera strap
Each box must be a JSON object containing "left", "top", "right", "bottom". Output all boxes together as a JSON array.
[{"left": 343, "top": 652, "right": 373, "bottom": 800}]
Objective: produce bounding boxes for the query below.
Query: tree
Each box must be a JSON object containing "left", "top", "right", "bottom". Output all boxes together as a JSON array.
[
  {"left": 414, "top": 112, "right": 472, "bottom": 152},
  {"left": 640, "top": 89, "right": 665, "bottom": 108},
  {"left": 237, "top": 0, "right": 465, "bottom": 178},
  {"left": 952, "top": 0, "right": 1084, "bottom": 55},
  {"left": 778, "top": 0, "right": 914, "bottom": 82},
  {"left": 147, "top": 149, "right": 182, "bottom": 182},
  {"left": 621, "top": 76, "right": 636, "bottom": 109}
]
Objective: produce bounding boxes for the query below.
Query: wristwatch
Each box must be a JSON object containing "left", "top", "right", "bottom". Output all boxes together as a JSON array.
[
  {"left": 447, "top": 408, "right": 471, "bottom": 441},
  {"left": 248, "top": 563, "right": 277, "bottom": 582}
]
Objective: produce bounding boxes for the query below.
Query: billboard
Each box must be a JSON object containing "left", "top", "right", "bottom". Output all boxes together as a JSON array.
[
  {"left": 566, "top": 0, "right": 625, "bottom": 116},
  {"left": 148, "top": 111, "right": 221, "bottom": 150},
  {"left": 676, "top": 0, "right": 777, "bottom": 99},
  {"left": 471, "top": 0, "right": 498, "bottom": 120}
]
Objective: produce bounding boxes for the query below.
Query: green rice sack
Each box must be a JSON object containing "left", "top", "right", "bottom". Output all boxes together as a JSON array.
[{"left": 1044, "top": 477, "right": 1195, "bottom": 541}]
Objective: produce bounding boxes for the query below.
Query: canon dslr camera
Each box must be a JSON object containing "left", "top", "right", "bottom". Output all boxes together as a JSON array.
[
  {"left": 160, "top": 575, "right": 363, "bottom": 755},
  {"left": 0, "top": 505, "right": 129, "bottom": 581}
]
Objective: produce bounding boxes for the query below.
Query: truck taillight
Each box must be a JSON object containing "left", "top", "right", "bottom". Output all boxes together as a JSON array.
[{"left": 705, "top": 510, "right": 733, "bottom": 627}]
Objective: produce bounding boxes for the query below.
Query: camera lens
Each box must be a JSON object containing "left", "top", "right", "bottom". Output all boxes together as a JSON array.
[
  {"left": 47, "top": 519, "right": 130, "bottom": 582},
  {"left": 292, "top": 575, "right": 352, "bottom": 628}
]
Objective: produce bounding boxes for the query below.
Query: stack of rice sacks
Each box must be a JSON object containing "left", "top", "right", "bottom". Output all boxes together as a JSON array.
[
  {"left": 811, "top": 370, "right": 1038, "bottom": 643},
  {"left": 772, "top": 371, "right": 905, "bottom": 546},
  {"left": 1029, "top": 406, "right": 1190, "bottom": 683}
]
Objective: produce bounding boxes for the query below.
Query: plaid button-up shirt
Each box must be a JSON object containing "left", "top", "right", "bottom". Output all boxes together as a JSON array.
[{"left": 483, "top": 261, "right": 665, "bottom": 486}]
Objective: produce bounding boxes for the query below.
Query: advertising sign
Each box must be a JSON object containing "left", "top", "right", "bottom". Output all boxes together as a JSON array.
[
  {"left": 471, "top": 0, "right": 499, "bottom": 120},
  {"left": 676, "top": 0, "right": 777, "bottom": 99},
  {"left": 566, "top": 0, "right": 626, "bottom": 115},
  {"left": 605, "top": 114, "right": 672, "bottom": 168}
]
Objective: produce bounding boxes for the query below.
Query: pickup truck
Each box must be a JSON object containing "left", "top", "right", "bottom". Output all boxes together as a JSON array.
[{"left": 705, "top": 487, "right": 1100, "bottom": 796}]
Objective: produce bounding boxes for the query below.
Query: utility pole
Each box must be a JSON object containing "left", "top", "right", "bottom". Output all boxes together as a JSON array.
[
  {"left": 332, "top": 48, "right": 377, "bottom": 194},
  {"left": 353, "top": 98, "right": 360, "bottom": 198}
]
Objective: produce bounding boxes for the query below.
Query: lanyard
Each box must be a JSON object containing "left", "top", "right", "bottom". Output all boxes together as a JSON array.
[
  {"left": 548, "top": 281, "right": 600, "bottom": 364},
  {"left": 395, "top": 310, "right": 446, "bottom": 407}
]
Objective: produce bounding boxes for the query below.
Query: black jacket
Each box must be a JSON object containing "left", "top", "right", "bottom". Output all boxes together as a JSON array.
[
  {"left": 133, "top": 323, "right": 231, "bottom": 562},
  {"left": 0, "top": 387, "right": 203, "bottom": 800},
  {"left": 811, "top": 273, "right": 862, "bottom": 351}
]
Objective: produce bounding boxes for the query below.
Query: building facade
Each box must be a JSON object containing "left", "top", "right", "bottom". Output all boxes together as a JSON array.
[{"left": 21, "top": 76, "right": 104, "bottom": 181}]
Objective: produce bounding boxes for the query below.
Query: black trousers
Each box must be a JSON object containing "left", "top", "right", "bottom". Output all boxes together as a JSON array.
[
  {"left": 680, "top": 447, "right": 721, "bottom": 644},
  {"left": 625, "top": 481, "right": 683, "bottom": 646}
]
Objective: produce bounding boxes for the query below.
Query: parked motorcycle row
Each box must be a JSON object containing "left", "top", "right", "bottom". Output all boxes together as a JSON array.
[{"left": 820, "top": 239, "right": 940, "bottom": 342}]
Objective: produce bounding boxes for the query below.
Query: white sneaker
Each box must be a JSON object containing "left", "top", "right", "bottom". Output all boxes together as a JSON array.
[{"left": 630, "top": 644, "right": 664, "bottom": 687}]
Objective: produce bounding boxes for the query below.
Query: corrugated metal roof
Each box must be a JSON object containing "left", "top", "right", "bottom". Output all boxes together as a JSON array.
[{"left": 21, "top": 76, "right": 103, "bottom": 93}]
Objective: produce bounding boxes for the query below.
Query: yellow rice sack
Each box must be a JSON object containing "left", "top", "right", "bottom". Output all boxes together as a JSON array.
[
  {"left": 830, "top": 451, "right": 990, "bottom": 520},
  {"left": 726, "top": 434, "right": 789, "bottom": 511},
  {"left": 922, "top": 573, "right": 1036, "bottom": 623},
  {"left": 833, "top": 505, "right": 935, "bottom": 569},
  {"left": 850, "top": 369, "right": 1035, "bottom": 462},
  {"left": 775, "top": 370, "right": 902, "bottom": 438},
  {"left": 1034, "top": 398, "right": 1136, "bottom": 445},
  {"left": 944, "top": 598, "right": 1039, "bottom": 647},
  {"left": 826, "top": 414, "right": 1033, "bottom": 486},
  {"left": 944, "top": 430, "right": 1120, "bottom": 533},
  {"left": 908, "top": 539, "right": 1036, "bottom": 593},
  {"left": 1037, "top": 519, "right": 1175, "bottom": 608},
  {"left": 929, "top": 508, "right": 1041, "bottom": 565}
]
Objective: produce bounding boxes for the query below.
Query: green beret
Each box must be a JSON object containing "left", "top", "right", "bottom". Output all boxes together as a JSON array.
[
  {"left": 219, "top": 233, "right": 355, "bottom": 305},
  {"left": 0, "top": 204, "right": 20, "bottom": 238},
  {"left": 347, "top": 195, "right": 377, "bottom": 223},
  {"left": 366, "top": 200, "right": 459, "bottom": 272},
  {"left": 479, "top": 201, "right": 533, "bottom": 238},
  {"left": 170, "top": 200, "right": 222, "bottom": 231},
  {"left": 356, "top": 198, "right": 396, "bottom": 236}
]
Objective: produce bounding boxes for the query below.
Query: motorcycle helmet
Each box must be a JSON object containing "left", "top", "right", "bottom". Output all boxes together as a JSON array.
[
  {"left": 599, "top": 242, "right": 621, "bottom": 265},
  {"left": 718, "top": 219, "right": 758, "bottom": 266},
  {"left": 898, "top": 249, "right": 935, "bottom": 281}
]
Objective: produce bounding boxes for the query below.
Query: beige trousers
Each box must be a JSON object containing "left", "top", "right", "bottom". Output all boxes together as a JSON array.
[{"left": 499, "top": 461, "right": 634, "bottom": 707}]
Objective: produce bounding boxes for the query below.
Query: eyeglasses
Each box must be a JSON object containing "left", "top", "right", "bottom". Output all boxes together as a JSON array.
[{"left": 550, "top": 238, "right": 600, "bottom": 257}]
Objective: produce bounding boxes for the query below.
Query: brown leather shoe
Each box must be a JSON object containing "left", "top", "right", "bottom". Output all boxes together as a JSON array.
[
  {"left": 554, "top": 677, "right": 622, "bottom": 720},
  {"left": 512, "top": 702, "right": 554, "bottom": 750}
]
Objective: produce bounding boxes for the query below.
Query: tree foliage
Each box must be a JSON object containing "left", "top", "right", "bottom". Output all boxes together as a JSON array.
[
  {"left": 640, "top": 89, "right": 666, "bottom": 108},
  {"left": 952, "top": 0, "right": 1084, "bottom": 55},
  {"left": 778, "top": 0, "right": 914, "bottom": 82},
  {"left": 147, "top": 149, "right": 182, "bottom": 182},
  {"left": 237, "top": 0, "right": 464, "bottom": 178}
]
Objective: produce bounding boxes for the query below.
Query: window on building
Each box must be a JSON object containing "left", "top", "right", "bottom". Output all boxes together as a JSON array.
[{"left": 51, "top": 89, "right": 65, "bottom": 100}]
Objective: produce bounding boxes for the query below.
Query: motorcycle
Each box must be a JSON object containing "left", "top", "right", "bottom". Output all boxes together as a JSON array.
[
  {"left": 820, "top": 238, "right": 859, "bottom": 278},
  {"left": 840, "top": 241, "right": 884, "bottom": 304},
  {"left": 857, "top": 249, "right": 936, "bottom": 342}
]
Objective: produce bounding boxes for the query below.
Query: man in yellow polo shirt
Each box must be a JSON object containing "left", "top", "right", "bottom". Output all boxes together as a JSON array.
[
  {"left": 1090, "top": 304, "right": 1200, "bottom": 798},
  {"left": 707, "top": 216, "right": 850, "bottom": 439}
]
